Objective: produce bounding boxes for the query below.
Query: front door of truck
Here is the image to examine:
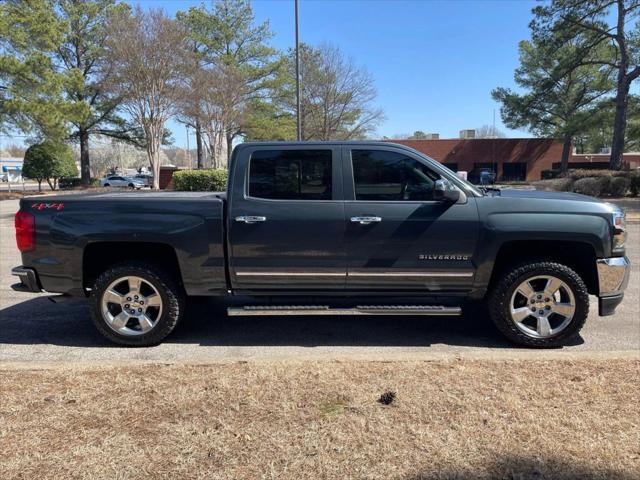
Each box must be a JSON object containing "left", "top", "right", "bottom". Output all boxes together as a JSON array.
[
  {"left": 228, "top": 146, "right": 346, "bottom": 292},
  {"left": 342, "top": 146, "right": 479, "bottom": 293}
]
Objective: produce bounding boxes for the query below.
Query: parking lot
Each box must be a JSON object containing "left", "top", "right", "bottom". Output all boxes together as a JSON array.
[{"left": 0, "top": 197, "right": 638, "bottom": 364}]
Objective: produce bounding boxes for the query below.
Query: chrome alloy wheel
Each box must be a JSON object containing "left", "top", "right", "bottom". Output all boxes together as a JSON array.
[
  {"left": 509, "top": 275, "right": 576, "bottom": 339},
  {"left": 100, "top": 276, "right": 163, "bottom": 336}
]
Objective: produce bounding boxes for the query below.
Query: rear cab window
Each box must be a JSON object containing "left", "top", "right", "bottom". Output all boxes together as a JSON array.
[{"left": 248, "top": 149, "right": 333, "bottom": 200}]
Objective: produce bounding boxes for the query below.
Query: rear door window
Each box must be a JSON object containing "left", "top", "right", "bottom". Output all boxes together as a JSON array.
[{"left": 249, "top": 149, "right": 332, "bottom": 200}]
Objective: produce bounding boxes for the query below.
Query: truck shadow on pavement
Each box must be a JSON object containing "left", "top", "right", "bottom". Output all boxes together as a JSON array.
[{"left": 0, "top": 296, "right": 584, "bottom": 349}]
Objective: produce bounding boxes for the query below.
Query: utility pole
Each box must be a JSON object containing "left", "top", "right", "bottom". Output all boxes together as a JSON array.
[
  {"left": 492, "top": 109, "right": 497, "bottom": 179},
  {"left": 492, "top": 109, "right": 496, "bottom": 138},
  {"left": 295, "top": 0, "right": 301, "bottom": 141}
]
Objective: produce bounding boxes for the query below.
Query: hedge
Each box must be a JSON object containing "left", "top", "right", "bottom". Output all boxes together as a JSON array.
[
  {"left": 560, "top": 169, "right": 636, "bottom": 180},
  {"left": 572, "top": 177, "right": 610, "bottom": 197},
  {"left": 541, "top": 169, "right": 562, "bottom": 180},
  {"left": 172, "top": 169, "right": 228, "bottom": 191},
  {"left": 534, "top": 169, "right": 640, "bottom": 197},
  {"left": 59, "top": 177, "right": 100, "bottom": 189}
]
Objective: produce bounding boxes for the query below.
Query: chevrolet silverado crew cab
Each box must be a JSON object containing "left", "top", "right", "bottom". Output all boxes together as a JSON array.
[{"left": 12, "top": 142, "right": 630, "bottom": 347}]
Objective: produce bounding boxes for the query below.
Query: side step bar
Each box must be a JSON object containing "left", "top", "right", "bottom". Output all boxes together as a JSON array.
[{"left": 227, "top": 305, "right": 462, "bottom": 317}]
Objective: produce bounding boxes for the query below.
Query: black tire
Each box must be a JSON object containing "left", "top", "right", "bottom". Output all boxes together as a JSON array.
[
  {"left": 103, "top": 183, "right": 110, "bottom": 187},
  {"left": 128, "top": 183, "right": 135, "bottom": 189},
  {"left": 488, "top": 261, "right": 589, "bottom": 348},
  {"left": 90, "top": 262, "right": 185, "bottom": 346}
]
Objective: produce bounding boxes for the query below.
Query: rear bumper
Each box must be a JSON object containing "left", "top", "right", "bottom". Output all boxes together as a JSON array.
[
  {"left": 596, "top": 257, "right": 631, "bottom": 316},
  {"left": 11, "top": 266, "right": 42, "bottom": 293}
]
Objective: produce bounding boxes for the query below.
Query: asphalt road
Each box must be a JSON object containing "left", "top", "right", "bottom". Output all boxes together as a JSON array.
[{"left": 1, "top": 198, "right": 638, "bottom": 364}]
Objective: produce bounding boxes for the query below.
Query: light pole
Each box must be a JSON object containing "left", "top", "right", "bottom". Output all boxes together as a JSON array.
[
  {"left": 295, "top": 0, "right": 301, "bottom": 141},
  {"left": 186, "top": 125, "right": 191, "bottom": 169}
]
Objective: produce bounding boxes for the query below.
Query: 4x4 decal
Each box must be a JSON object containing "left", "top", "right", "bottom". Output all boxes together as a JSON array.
[{"left": 31, "top": 202, "right": 64, "bottom": 211}]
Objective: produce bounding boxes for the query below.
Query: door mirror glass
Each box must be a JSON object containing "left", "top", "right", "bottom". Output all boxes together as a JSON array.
[{"left": 434, "top": 179, "right": 460, "bottom": 203}]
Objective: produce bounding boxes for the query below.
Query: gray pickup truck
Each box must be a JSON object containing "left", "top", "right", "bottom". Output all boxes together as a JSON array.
[{"left": 12, "top": 142, "right": 630, "bottom": 347}]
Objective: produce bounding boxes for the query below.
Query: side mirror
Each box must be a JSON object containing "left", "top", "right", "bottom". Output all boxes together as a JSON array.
[{"left": 434, "top": 179, "right": 460, "bottom": 203}]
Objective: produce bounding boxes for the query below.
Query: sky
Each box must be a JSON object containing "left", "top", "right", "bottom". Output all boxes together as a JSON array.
[
  {"left": 1, "top": 0, "right": 540, "bottom": 150},
  {"left": 145, "top": 0, "right": 540, "bottom": 149}
]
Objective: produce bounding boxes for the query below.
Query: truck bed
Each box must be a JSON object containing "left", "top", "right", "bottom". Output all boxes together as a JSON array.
[{"left": 20, "top": 191, "right": 228, "bottom": 296}]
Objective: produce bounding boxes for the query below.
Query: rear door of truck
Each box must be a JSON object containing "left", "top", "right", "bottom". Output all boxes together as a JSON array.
[{"left": 227, "top": 145, "right": 346, "bottom": 292}]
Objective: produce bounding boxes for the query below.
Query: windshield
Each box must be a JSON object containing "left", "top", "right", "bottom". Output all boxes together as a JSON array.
[{"left": 451, "top": 170, "right": 484, "bottom": 196}]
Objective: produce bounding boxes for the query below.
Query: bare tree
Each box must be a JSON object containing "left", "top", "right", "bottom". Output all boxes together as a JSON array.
[
  {"left": 105, "top": 8, "right": 188, "bottom": 188},
  {"left": 5, "top": 143, "right": 26, "bottom": 157},
  {"left": 197, "top": 68, "right": 227, "bottom": 168},
  {"left": 290, "top": 43, "right": 385, "bottom": 140},
  {"left": 177, "top": 0, "right": 280, "bottom": 166},
  {"left": 174, "top": 54, "right": 206, "bottom": 169},
  {"left": 87, "top": 136, "right": 149, "bottom": 177},
  {"left": 183, "top": 65, "right": 245, "bottom": 169},
  {"left": 163, "top": 147, "right": 189, "bottom": 167},
  {"left": 475, "top": 124, "right": 506, "bottom": 138}
]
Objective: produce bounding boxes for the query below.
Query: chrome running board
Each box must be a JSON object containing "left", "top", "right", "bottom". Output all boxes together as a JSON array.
[{"left": 227, "top": 305, "right": 462, "bottom": 317}]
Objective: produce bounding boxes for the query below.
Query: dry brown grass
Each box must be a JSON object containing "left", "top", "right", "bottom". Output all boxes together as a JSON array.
[{"left": 0, "top": 359, "right": 638, "bottom": 479}]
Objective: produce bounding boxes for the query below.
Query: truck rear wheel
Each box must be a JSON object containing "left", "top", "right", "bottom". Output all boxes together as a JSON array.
[
  {"left": 89, "top": 262, "right": 184, "bottom": 346},
  {"left": 488, "top": 261, "right": 589, "bottom": 347}
]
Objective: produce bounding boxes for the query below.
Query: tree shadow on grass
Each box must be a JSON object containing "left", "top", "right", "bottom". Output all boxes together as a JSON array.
[{"left": 403, "top": 454, "right": 635, "bottom": 480}]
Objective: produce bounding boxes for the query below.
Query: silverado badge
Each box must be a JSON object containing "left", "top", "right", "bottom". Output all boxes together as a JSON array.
[{"left": 419, "top": 254, "right": 470, "bottom": 261}]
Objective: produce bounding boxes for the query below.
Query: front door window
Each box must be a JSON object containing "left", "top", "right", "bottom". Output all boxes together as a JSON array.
[{"left": 352, "top": 149, "right": 439, "bottom": 202}]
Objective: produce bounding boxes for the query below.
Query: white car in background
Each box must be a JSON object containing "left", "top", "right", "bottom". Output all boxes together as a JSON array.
[
  {"left": 100, "top": 175, "right": 146, "bottom": 189},
  {"left": 133, "top": 173, "right": 153, "bottom": 186}
]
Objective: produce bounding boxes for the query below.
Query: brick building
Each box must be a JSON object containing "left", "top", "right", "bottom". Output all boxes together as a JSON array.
[{"left": 387, "top": 137, "right": 640, "bottom": 181}]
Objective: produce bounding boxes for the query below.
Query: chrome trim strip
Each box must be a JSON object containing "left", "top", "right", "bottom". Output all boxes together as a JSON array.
[
  {"left": 236, "top": 272, "right": 345, "bottom": 277},
  {"left": 228, "top": 306, "right": 462, "bottom": 317},
  {"left": 348, "top": 271, "right": 474, "bottom": 278},
  {"left": 596, "top": 256, "right": 631, "bottom": 296},
  {"left": 235, "top": 271, "right": 474, "bottom": 278}
]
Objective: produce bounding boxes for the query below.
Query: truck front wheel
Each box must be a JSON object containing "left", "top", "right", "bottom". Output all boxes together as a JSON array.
[
  {"left": 89, "top": 262, "right": 185, "bottom": 346},
  {"left": 488, "top": 261, "right": 589, "bottom": 347}
]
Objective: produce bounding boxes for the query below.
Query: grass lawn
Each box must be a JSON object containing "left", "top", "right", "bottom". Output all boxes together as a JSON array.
[{"left": 1, "top": 358, "right": 638, "bottom": 479}]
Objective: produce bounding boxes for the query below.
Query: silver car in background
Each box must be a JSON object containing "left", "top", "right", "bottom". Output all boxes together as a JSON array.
[
  {"left": 100, "top": 175, "right": 146, "bottom": 189},
  {"left": 133, "top": 174, "right": 153, "bottom": 186}
]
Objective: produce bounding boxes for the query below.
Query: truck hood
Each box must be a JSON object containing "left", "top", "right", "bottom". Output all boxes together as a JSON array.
[
  {"left": 497, "top": 188, "right": 604, "bottom": 203},
  {"left": 478, "top": 188, "right": 621, "bottom": 219}
]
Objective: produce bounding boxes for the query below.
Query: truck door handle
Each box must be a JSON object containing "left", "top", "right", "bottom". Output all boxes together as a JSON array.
[
  {"left": 351, "top": 216, "right": 382, "bottom": 225},
  {"left": 235, "top": 215, "right": 267, "bottom": 224}
]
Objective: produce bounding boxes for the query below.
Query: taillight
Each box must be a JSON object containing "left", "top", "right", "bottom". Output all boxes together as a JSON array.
[{"left": 15, "top": 211, "right": 35, "bottom": 252}]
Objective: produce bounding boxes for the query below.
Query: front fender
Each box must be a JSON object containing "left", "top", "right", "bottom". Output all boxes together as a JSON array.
[{"left": 472, "top": 212, "right": 610, "bottom": 295}]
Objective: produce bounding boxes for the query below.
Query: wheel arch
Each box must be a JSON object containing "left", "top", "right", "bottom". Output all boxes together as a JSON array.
[
  {"left": 83, "top": 241, "right": 182, "bottom": 292},
  {"left": 488, "top": 240, "right": 599, "bottom": 295}
]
